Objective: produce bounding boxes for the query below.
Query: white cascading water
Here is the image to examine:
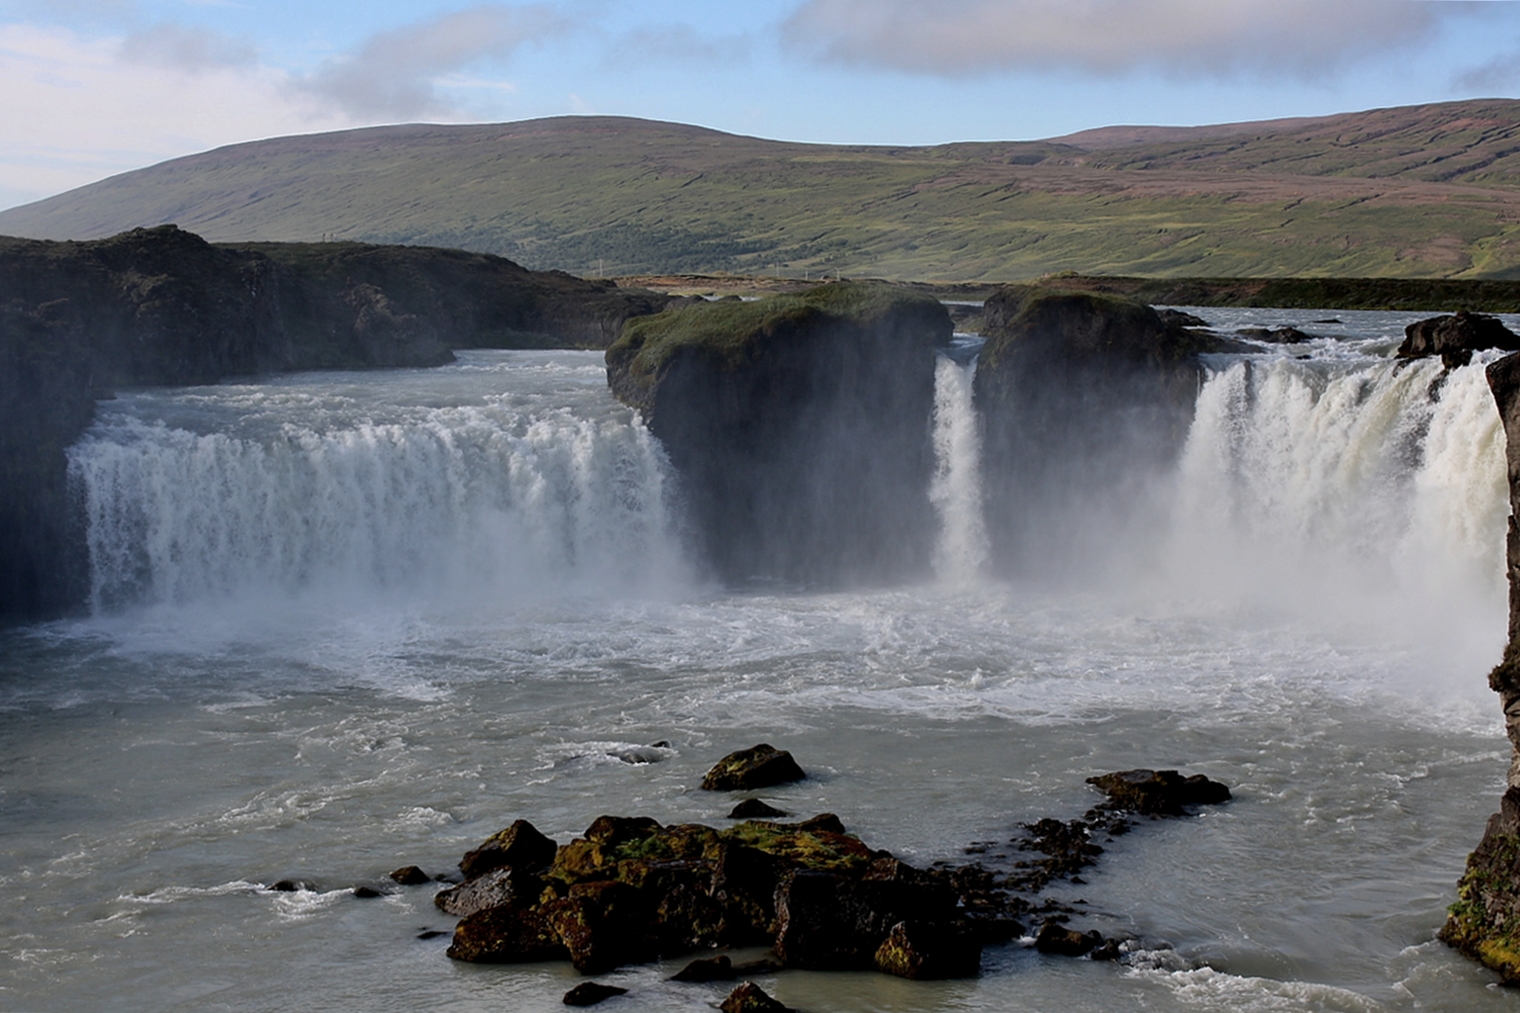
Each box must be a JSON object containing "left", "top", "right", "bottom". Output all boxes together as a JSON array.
[
  {"left": 67, "top": 353, "right": 690, "bottom": 612},
  {"left": 930, "top": 354, "right": 989, "bottom": 583},
  {"left": 1166, "top": 350, "right": 1509, "bottom": 674}
]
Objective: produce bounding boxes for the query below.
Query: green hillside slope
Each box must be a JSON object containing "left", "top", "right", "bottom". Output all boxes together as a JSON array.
[{"left": 4, "top": 102, "right": 1520, "bottom": 282}]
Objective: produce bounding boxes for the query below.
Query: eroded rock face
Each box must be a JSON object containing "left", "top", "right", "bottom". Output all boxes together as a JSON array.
[
  {"left": 973, "top": 289, "right": 1227, "bottom": 577},
  {"left": 604, "top": 282, "right": 952, "bottom": 587},
  {"left": 0, "top": 225, "right": 674, "bottom": 620},
  {"left": 1400, "top": 311, "right": 1520, "bottom": 370},
  {"left": 1444, "top": 351, "right": 1520, "bottom": 981}
]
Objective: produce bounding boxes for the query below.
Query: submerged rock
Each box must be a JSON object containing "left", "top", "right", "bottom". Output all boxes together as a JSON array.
[
  {"left": 670, "top": 954, "right": 735, "bottom": 982},
  {"left": 605, "top": 281, "right": 951, "bottom": 587},
  {"left": 727, "top": 799, "right": 789, "bottom": 819},
  {"left": 389, "top": 866, "right": 432, "bottom": 885},
  {"left": 720, "top": 982, "right": 791, "bottom": 1013},
  {"left": 1034, "top": 921, "right": 1105, "bottom": 957},
  {"left": 1086, "top": 769, "right": 1232, "bottom": 816},
  {"left": 701, "top": 745, "right": 806, "bottom": 791},
  {"left": 1235, "top": 325, "right": 1314, "bottom": 344},
  {"left": 1400, "top": 311, "right": 1520, "bottom": 369},
  {"left": 562, "top": 982, "right": 628, "bottom": 1007}
]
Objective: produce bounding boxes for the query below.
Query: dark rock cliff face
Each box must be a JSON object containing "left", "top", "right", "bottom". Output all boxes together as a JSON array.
[
  {"left": 0, "top": 225, "right": 673, "bottom": 620},
  {"left": 973, "top": 288, "right": 1224, "bottom": 576},
  {"left": 1443, "top": 351, "right": 1520, "bottom": 980},
  {"left": 605, "top": 282, "right": 951, "bottom": 587}
]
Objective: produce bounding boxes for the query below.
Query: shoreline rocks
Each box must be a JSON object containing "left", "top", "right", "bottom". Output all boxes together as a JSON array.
[
  {"left": 701, "top": 745, "right": 806, "bottom": 792},
  {"left": 1399, "top": 311, "right": 1520, "bottom": 370}
]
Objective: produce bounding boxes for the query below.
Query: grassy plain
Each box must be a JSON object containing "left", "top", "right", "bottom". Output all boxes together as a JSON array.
[{"left": 5, "top": 102, "right": 1520, "bottom": 282}]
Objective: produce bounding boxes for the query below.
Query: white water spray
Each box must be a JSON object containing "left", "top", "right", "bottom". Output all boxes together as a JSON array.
[{"left": 930, "top": 354, "right": 988, "bottom": 583}]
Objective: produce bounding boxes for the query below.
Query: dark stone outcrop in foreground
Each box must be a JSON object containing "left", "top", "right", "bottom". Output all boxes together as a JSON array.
[
  {"left": 0, "top": 225, "right": 671, "bottom": 620},
  {"left": 1444, "top": 351, "right": 1520, "bottom": 981},
  {"left": 1399, "top": 311, "right": 1520, "bottom": 370},
  {"left": 605, "top": 281, "right": 952, "bottom": 587},
  {"left": 720, "top": 982, "right": 791, "bottom": 1013},
  {"left": 442, "top": 812, "right": 983, "bottom": 981},
  {"left": 701, "top": 745, "right": 806, "bottom": 792},
  {"left": 973, "top": 288, "right": 1234, "bottom": 576}
]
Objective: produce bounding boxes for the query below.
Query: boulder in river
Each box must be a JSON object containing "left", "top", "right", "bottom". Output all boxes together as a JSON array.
[
  {"left": 720, "top": 982, "right": 792, "bottom": 1013},
  {"left": 1399, "top": 311, "right": 1520, "bottom": 369},
  {"left": 562, "top": 982, "right": 628, "bottom": 1007},
  {"left": 1086, "top": 769, "right": 1232, "bottom": 816},
  {"left": 701, "top": 745, "right": 806, "bottom": 791}
]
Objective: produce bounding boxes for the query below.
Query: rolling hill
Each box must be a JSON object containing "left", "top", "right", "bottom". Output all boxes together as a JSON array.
[{"left": 4, "top": 100, "right": 1520, "bottom": 282}]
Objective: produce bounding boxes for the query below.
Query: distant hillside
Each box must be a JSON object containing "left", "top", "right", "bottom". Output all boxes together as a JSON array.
[{"left": 4, "top": 101, "right": 1520, "bottom": 281}]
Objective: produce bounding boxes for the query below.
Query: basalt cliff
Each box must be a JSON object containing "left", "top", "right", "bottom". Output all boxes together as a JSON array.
[
  {"left": 0, "top": 225, "right": 672, "bottom": 619},
  {"left": 604, "top": 282, "right": 951, "bottom": 586}
]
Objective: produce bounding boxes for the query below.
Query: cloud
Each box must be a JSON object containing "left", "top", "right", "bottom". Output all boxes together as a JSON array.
[
  {"left": 606, "top": 25, "right": 752, "bottom": 68},
  {"left": 1456, "top": 45, "right": 1520, "bottom": 92},
  {"left": 0, "top": 22, "right": 351, "bottom": 209},
  {"left": 117, "top": 23, "right": 255, "bottom": 72},
  {"left": 782, "top": 0, "right": 1480, "bottom": 79},
  {"left": 295, "top": 4, "right": 567, "bottom": 120}
]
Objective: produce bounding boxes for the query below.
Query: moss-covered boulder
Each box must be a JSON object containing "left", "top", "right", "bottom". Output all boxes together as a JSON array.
[
  {"left": 1442, "top": 787, "right": 1520, "bottom": 982},
  {"left": 701, "top": 744, "right": 806, "bottom": 791},
  {"left": 973, "top": 288, "right": 1228, "bottom": 576},
  {"left": 604, "top": 281, "right": 952, "bottom": 587}
]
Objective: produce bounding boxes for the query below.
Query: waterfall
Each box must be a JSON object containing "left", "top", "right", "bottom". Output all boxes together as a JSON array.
[
  {"left": 1167, "top": 352, "right": 1508, "bottom": 655},
  {"left": 931, "top": 354, "right": 988, "bottom": 583},
  {"left": 67, "top": 356, "right": 690, "bottom": 612}
]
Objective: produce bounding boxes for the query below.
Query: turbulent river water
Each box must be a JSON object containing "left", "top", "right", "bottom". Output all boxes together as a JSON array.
[{"left": 3, "top": 309, "right": 1519, "bottom": 1012}]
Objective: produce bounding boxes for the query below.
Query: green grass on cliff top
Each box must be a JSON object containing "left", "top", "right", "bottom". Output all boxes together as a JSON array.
[
  {"left": 612, "top": 281, "right": 940, "bottom": 376},
  {"left": 7, "top": 102, "right": 1520, "bottom": 282}
]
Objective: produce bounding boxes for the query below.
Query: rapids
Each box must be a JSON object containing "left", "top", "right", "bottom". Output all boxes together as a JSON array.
[{"left": 1, "top": 312, "right": 1518, "bottom": 1012}]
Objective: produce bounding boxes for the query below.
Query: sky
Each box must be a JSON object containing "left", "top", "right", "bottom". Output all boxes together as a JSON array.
[{"left": 4, "top": 0, "right": 1520, "bottom": 211}]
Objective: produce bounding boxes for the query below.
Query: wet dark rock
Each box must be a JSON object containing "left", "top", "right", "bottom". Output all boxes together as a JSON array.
[
  {"left": 728, "top": 799, "right": 789, "bottom": 820},
  {"left": 269, "top": 879, "right": 316, "bottom": 892},
  {"left": 974, "top": 289, "right": 1232, "bottom": 575},
  {"left": 670, "top": 954, "right": 735, "bottom": 982},
  {"left": 720, "top": 982, "right": 791, "bottom": 1013},
  {"left": 352, "top": 886, "right": 385, "bottom": 898},
  {"left": 605, "top": 282, "right": 951, "bottom": 587},
  {"left": 701, "top": 745, "right": 806, "bottom": 792},
  {"left": 1034, "top": 921, "right": 1104, "bottom": 957},
  {"left": 873, "top": 919, "right": 982, "bottom": 979},
  {"left": 447, "top": 900, "right": 569, "bottom": 963},
  {"left": 1236, "top": 325, "right": 1314, "bottom": 343},
  {"left": 459, "top": 818, "right": 559, "bottom": 880},
  {"left": 1090, "top": 938, "right": 1124, "bottom": 961},
  {"left": 416, "top": 929, "right": 449, "bottom": 940},
  {"left": 1156, "top": 309, "right": 1210, "bottom": 327},
  {"left": 793, "top": 812, "right": 845, "bottom": 834},
  {"left": 389, "top": 865, "right": 432, "bottom": 885},
  {"left": 1400, "top": 311, "right": 1520, "bottom": 369},
  {"left": 435, "top": 866, "right": 546, "bottom": 917},
  {"left": 773, "top": 863, "right": 968, "bottom": 972},
  {"left": 546, "top": 880, "right": 663, "bottom": 974},
  {"left": 563, "top": 982, "right": 629, "bottom": 1007},
  {"left": 1086, "top": 769, "right": 1232, "bottom": 816},
  {"left": 1313, "top": 318, "right": 1342, "bottom": 324}
]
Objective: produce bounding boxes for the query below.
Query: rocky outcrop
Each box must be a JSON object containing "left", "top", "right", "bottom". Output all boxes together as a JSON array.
[
  {"left": 1399, "top": 311, "right": 1520, "bottom": 370},
  {"left": 973, "top": 288, "right": 1230, "bottom": 575},
  {"left": 701, "top": 744, "right": 806, "bottom": 792},
  {"left": 1444, "top": 351, "right": 1520, "bottom": 980},
  {"left": 0, "top": 225, "right": 672, "bottom": 619},
  {"left": 441, "top": 813, "right": 983, "bottom": 980},
  {"left": 605, "top": 282, "right": 952, "bottom": 587}
]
